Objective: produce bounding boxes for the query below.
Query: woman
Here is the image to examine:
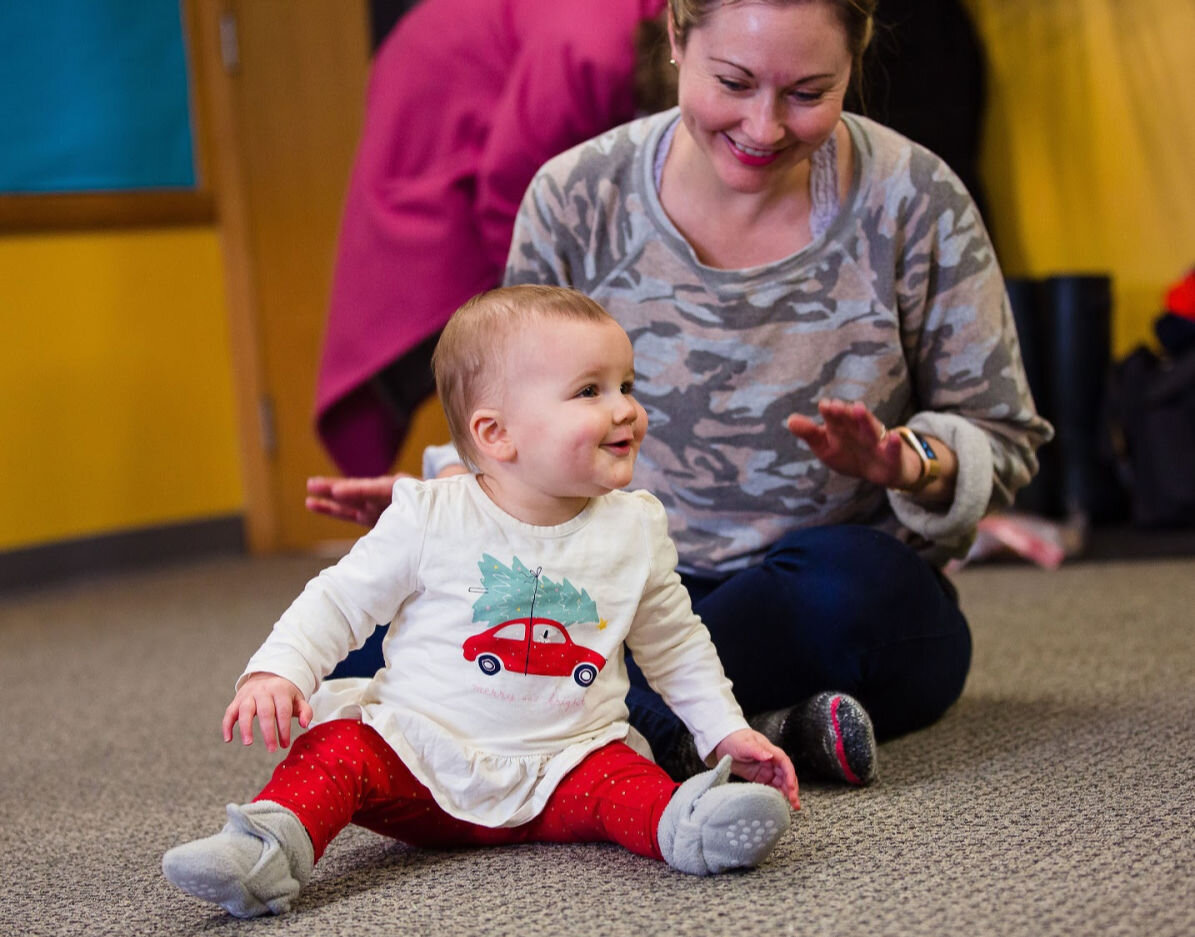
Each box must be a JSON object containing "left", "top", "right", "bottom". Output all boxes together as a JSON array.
[{"left": 309, "top": 0, "right": 1052, "bottom": 786}]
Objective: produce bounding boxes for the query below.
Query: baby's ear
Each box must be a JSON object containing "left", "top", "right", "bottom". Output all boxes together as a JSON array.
[{"left": 470, "top": 408, "right": 516, "bottom": 463}]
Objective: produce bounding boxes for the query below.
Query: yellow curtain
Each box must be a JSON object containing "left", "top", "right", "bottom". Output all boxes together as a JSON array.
[{"left": 964, "top": 0, "right": 1195, "bottom": 355}]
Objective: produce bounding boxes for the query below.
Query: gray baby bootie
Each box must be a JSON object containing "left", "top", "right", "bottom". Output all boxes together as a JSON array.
[
  {"left": 162, "top": 800, "right": 314, "bottom": 918},
  {"left": 657, "top": 755, "right": 790, "bottom": 876}
]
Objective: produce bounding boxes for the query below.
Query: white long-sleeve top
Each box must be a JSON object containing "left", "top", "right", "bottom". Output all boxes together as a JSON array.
[{"left": 241, "top": 474, "right": 747, "bottom": 828}]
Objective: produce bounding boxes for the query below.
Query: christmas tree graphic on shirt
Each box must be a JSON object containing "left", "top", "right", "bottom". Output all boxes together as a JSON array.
[{"left": 462, "top": 554, "right": 607, "bottom": 687}]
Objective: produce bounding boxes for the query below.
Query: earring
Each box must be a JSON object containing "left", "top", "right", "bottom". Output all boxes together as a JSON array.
[{"left": 669, "top": 58, "right": 676, "bottom": 66}]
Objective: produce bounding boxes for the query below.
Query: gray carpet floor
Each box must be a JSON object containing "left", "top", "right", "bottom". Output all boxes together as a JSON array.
[{"left": 1, "top": 552, "right": 1192, "bottom": 936}]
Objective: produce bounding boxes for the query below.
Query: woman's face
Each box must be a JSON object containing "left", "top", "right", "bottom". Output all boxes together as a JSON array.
[{"left": 670, "top": 1, "right": 852, "bottom": 195}]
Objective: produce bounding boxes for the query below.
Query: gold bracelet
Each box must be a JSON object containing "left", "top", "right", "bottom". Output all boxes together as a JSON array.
[{"left": 892, "top": 426, "right": 940, "bottom": 493}]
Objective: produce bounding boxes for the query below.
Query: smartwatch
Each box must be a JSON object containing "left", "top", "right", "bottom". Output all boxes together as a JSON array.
[{"left": 892, "top": 426, "right": 940, "bottom": 493}]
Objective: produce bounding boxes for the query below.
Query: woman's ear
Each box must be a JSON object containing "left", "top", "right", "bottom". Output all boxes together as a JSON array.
[
  {"left": 666, "top": 14, "right": 681, "bottom": 65},
  {"left": 470, "top": 408, "right": 516, "bottom": 463}
]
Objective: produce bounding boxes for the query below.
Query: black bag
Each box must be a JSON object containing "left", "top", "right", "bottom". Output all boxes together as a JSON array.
[{"left": 1107, "top": 343, "right": 1195, "bottom": 528}]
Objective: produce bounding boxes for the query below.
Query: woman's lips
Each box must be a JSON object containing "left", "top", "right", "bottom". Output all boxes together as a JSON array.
[{"left": 725, "top": 133, "right": 783, "bottom": 167}]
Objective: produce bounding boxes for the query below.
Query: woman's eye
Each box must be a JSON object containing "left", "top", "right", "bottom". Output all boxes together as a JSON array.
[
  {"left": 718, "top": 77, "right": 748, "bottom": 92},
  {"left": 791, "top": 89, "right": 825, "bottom": 103}
]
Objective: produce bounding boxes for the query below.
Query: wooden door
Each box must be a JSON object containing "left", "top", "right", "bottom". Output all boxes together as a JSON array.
[{"left": 189, "top": 0, "right": 446, "bottom": 552}]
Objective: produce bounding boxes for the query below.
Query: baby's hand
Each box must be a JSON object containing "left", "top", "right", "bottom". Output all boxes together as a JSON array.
[
  {"left": 714, "top": 728, "right": 801, "bottom": 809},
  {"left": 222, "top": 672, "right": 313, "bottom": 753}
]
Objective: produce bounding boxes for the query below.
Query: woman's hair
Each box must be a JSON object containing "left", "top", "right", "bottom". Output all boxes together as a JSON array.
[
  {"left": 633, "top": 12, "right": 679, "bottom": 115},
  {"left": 432, "top": 285, "right": 615, "bottom": 470},
  {"left": 667, "top": 0, "right": 877, "bottom": 101}
]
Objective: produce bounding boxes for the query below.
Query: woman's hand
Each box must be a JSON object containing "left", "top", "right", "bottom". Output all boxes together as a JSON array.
[
  {"left": 714, "top": 729, "right": 800, "bottom": 809},
  {"left": 786, "top": 399, "right": 915, "bottom": 490},
  {"left": 222, "top": 673, "right": 313, "bottom": 753},
  {"left": 305, "top": 475, "right": 402, "bottom": 527},
  {"left": 306, "top": 464, "right": 469, "bottom": 527}
]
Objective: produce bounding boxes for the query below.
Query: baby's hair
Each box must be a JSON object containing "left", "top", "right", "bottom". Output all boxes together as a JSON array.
[{"left": 432, "top": 285, "right": 615, "bottom": 470}]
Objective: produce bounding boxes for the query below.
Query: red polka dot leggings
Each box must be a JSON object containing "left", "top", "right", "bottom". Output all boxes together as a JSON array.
[{"left": 255, "top": 719, "right": 678, "bottom": 863}]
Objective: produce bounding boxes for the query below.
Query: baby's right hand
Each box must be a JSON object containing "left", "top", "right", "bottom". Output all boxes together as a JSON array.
[{"left": 222, "top": 672, "right": 313, "bottom": 752}]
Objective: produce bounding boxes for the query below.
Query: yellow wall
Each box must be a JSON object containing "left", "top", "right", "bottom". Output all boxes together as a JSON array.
[
  {"left": 4, "top": 2, "right": 1190, "bottom": 554},
  {"left": 0, "top": 227, "right": 243, "bottom": 551},
  {"left": 965, "top": 0, "right": 1195, "bottom": 356}
]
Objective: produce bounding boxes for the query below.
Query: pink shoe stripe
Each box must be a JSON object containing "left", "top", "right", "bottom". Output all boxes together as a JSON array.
[{"left": 830, "top": 695, "right": 862, "bottom": 785}]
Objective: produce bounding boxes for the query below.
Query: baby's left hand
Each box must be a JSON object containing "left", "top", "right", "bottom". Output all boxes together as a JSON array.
[{"left": 714, "top": 728, "right": 800, "bottom": 809}]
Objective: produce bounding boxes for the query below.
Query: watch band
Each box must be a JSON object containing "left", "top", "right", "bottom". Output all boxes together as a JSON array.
[{"left": 892, "top": 425, "right": 940, "bottom": 493}]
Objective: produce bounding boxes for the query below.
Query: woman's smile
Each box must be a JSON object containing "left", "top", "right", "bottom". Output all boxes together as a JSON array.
[{"left": 725, "top": 134, "right": 786, "bottom": 166}]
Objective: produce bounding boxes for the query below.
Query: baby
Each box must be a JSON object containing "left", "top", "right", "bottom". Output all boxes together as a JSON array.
[{"left": 162, "top": 285, "right": 798, "bottom": 918}]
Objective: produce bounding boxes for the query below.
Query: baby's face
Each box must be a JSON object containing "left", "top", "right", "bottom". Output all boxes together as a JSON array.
[{"left": 497, "top": 317, "right": 647, "bottom": 502}]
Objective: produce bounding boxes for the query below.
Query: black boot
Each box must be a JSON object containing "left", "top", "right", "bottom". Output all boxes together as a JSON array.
[
  {"left": 1042, "top": 274, "right": 1129, "bottom": 525},
  {"left": 1006, "top": 276, "right": 1062, "bottom": 517}
]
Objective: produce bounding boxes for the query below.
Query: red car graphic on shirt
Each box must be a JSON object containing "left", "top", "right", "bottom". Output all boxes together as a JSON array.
[{"left": 462, "top": 617, "right": 606, "bottom": 687}]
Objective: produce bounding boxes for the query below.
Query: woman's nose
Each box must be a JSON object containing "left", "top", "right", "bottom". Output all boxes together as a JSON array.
[{"left": 744, "top": 95, "right": 784, "bottom": 145}]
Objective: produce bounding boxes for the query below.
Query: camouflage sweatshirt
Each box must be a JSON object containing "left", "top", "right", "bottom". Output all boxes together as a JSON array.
[{"left": 505, "top": 109, "right": 1052, "bottom": 574}]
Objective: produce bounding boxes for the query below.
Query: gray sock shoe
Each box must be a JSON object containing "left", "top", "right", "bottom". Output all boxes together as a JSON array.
[
  {"left": 751, "top": 691, "right": 877, "bottom": 786},
  {"left": 657, "top": 755, "right": 790, "bottom": 876},
  {"left": 162, "top": 801, "right": 314, "bottom": 918}
]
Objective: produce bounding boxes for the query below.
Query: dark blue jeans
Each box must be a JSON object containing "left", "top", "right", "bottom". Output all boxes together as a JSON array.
[
  {"left": 330, "top": 525, "right": 971, "bottom": 758},
  {"left": 625, "top": 525, "right": 971, "bottom": 760}
]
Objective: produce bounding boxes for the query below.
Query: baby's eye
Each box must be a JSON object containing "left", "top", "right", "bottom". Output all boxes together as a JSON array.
[
  {"left": 620, "top": 381, "right": 635, "bottom": 395},
  {"left": 576, "top": 385, "right": 598, "bottom": 398}
]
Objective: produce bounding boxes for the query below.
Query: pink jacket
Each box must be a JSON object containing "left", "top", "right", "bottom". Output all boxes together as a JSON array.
[{"left": 315, "top": 0, "right": 667, "bottom": 474}]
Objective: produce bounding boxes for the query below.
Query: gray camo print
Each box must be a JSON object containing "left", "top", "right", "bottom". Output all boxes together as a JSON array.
[{"left": 506, "top": 110, "right": 1052, "bottom": 575}]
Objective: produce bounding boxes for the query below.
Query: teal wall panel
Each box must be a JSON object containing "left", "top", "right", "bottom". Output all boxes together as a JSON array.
[{"left": 0, "top": 2, "right": 196, "bottom": 193}]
